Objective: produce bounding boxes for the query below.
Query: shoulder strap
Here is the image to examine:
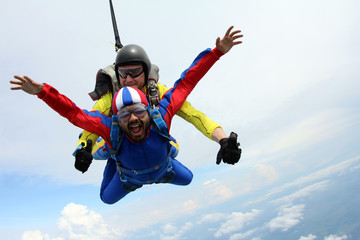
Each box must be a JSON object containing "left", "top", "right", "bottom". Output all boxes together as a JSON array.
[
  {"left": 110, "top": 115, "right": 123, "bottom": 156},
  {"left": 149, "top": 107, "right": 170, "bottom": 140}
]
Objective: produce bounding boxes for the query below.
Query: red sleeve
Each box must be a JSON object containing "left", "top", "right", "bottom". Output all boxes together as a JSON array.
[
  {"left": 162, "top": 48, "right": 223, "bottom": 128},
  {"left": 37, "top": 84, "right": 112, "bottom": 147}
]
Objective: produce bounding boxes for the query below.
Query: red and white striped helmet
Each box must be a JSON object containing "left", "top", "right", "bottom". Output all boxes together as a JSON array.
[{"left": 112, "top": 87, "right": 148, "bottom": 115}]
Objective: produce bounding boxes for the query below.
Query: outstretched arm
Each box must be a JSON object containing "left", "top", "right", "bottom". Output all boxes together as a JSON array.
[
  {"left": 213, "top": 26, "right": 243, "bottom": 164},
  {"left": 10, "top": 75, "right": 44, "bottom": 94},
  {"left": 10, "top": 76, "right": 112, "bottom": 147},
  {"left": 162, "top": 26, "right": 243, "bottom": 127}
]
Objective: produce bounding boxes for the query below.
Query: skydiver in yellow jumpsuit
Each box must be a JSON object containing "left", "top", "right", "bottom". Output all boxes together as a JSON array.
[{"left": 74, "top": 27, "right": 241, "bottom": 173}]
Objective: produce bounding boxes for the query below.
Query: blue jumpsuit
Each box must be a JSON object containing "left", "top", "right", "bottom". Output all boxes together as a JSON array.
[{"left": 37, "top": 47, "right": 224, "bottom": 204}]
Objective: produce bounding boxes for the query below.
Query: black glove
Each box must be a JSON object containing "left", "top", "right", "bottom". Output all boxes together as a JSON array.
[
  {"left": 75, "top": 139, "right": 93, "bottom": 173},
  {"left": 216, "top": 132, "right": 242, "bottom": 165}
]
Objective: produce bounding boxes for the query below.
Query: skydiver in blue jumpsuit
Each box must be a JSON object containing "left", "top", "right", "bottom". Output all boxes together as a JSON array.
[{"left": 10, "top": 26, "right": 243, "bottom": 204}]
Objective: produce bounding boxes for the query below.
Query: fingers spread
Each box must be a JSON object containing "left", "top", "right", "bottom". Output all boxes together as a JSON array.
[
  {"left": 24, "top": 76, "right": 33, "bottom": 82},
  {"left": 225, "top": 26, "right": 234, "bottom": 36},
  {"left": 230, "top": 30, "right": 242, "bottom": 37},
  {"left": 14, "top": 75, "right": 26, "bottom": 82},
  {"left": 10, "top": 80, "right": 22, "bottom": 85},
  {"left": 10, "top": 86, "right": 22, "bottom": 90}
]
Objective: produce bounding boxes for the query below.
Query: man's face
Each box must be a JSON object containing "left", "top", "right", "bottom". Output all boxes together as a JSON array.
[
  {"left": 117, "top": 104, "right": 150, "bottom": 143},
  {"left": 118, "top": 64, "right": 146, "bottom": 91}
]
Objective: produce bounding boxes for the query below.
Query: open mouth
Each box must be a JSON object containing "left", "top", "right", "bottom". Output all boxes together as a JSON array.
[{"left": 128, "top": 122, "right": 143, "bottom": 136}]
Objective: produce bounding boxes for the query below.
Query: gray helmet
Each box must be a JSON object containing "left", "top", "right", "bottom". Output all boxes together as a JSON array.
[{"left": 115, "top": 44, "right": 152, "bottom": 83}]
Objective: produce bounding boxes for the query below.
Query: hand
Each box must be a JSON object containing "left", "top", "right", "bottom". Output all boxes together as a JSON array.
[
  {"left": 10, "top": 75, "right": 44, "bottom": 95},
  {"left": 216, "top": 132, "right": 242, "bottom": 165},
  {"left": 216, "top": 26, "right": 243, "bottom": 54},
  {"left": 74, "top": 140, "right": 93, "bottom": 173}
]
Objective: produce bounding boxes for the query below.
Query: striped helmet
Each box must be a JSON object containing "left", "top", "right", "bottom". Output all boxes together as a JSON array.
[{"left": 112, "top": 87, "right": 148, "bottom": 115}]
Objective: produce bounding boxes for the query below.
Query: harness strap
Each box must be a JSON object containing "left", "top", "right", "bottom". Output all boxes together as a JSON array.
[
  {"left": 116, "top": 152, "right": 174, "bottom": 186},
  {"left": 156, "top": 170, "right": 175, "bottom": 184},
  {"left": 116, "top": 157, "right": 170, "bottom": 176},
  {"left": 149, "top": 108, "right": 170, "bottom": 140},
  {"left": 109, "top": 95, "right": 175, "bottom": 189},
  {"left": 122, "top": 182, "right": 142, "bottom": 192},
  {"left": 110, "top": 115, "right": 121, "bottom": 155}
]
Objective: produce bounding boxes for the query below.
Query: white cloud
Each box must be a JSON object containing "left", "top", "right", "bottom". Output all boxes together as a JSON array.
[
  {"left": 254, "top": 164, "right": 279, "bottom": 183},
  {"left": 229, "top": 228, "right": 258, "bottom": 240},
  {"left": 198, "top": 212, "right": 227, "bottom": 224},
  {"left": 203, "top": 179, "right": 217, "bottom": 185},
  {"left": 159, "top": 222, "right": 193, "bottom": 240},
  {"left": 22, "top": 230, "right": 42, "bottom": 240},
  {"left": 246, "top": 157, "right": 360, "bottom": 207},
  {"left": 57, "top": 203, "right": 114, "bottom": 240},
  {"left": 183, "top": 199, "right": 198, "bottom": 212},
  {"left": 202, "top": 179, "right": 234, "bottom": 204},
  {"left": 264, "top": 156, "right": 360, "bottom": 200},
  {"left": 22, "top": 203, "right": 124, "bottom": 240},
  {"left": 162, "top": 224, "right": 177, "bottom": 235},
  {"left": 324, "top": 234, "right": 348, "bottom": 240},
  {"left": 271, "top": 180, "right": 329, "bottom": 204},
  {"left": 299, "top": 234, "right": 317, "bottom": 240},
  {"left": 214, "top": 209, "right": 261, "bottom": 238},
  {"left": 267, "top": 204, "right": 305, "bottom": 232},
  {"left": 22, "top": 230, "right": 64, "bottom": 240},
  {"left": 22, "top": 230, "right": 52, "bottom": 240}
]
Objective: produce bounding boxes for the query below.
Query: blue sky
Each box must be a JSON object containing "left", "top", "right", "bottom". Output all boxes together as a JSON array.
[{"left": 1, "top": 0, "right": 360, "bottom": 239}]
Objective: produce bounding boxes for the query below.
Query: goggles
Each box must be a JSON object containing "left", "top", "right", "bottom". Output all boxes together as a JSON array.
[
  {"left": 117, "top": 104, "right": 147, "bottom": 123},
  {"left": 118, "top": 67, "right": 144, "bottom": 79}
]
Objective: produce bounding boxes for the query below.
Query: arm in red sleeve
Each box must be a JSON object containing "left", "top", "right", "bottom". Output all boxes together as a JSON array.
[
  {"left": 161, "top": 47, "right": 223, "bottom": 127},
  {"left": 37, "top": 84, "right": 112, "bottom": 147}
]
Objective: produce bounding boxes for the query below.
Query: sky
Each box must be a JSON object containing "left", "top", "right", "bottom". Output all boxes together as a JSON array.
[{"left": 1, "top": 0, "right": 360, "bottom": 239}]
